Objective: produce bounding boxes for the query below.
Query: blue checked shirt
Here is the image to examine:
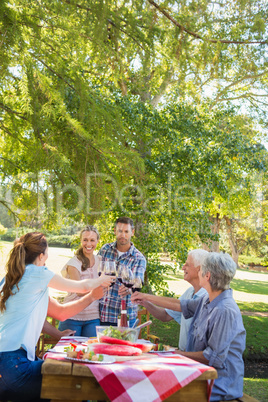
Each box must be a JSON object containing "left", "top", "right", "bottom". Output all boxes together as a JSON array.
[{"left": 98, "top": 241, "right": 146, "bottom": 324}]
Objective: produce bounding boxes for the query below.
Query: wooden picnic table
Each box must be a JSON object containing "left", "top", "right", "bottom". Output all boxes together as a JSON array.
[{"left": 41, "top": 356, "right": 217, "bottom": 402}]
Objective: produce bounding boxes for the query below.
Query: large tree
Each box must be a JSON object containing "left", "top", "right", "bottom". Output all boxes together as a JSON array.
[
  {"left": 1, "top": 1, "right": 267, "bottom": 109},
  {"left": 1, "top": 0, "right": 267, "bottom": 288}
]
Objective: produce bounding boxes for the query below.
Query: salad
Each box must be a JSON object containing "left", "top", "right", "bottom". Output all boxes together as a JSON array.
[{"left": 102, "top": 326, "right": 137, "bottom": 342}]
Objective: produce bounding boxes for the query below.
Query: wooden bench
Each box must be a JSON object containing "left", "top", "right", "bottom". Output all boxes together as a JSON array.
[{"left": 219, "top": 393, "right": 259, "bottom": 402}]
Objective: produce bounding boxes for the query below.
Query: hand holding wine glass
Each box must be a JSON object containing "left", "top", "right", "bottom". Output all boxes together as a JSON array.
[
  {"left": 117, "top": 266, "right": 133, "bottom": 297},
  {"left": 102, "top": 260, "right": 116, "bottom": 296},
  {"left": 122, "top": 267, "right": 134, "bottom": 291},
  {"left": 106, "top": 261, "right": 117, "bottom": 286},
  {"left": 132, "top": 276, "right": 142, "bottom": 293}
]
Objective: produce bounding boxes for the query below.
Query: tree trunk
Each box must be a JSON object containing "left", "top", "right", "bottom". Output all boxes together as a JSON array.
[
  {"left": 224, "top": 216, "right": 239, "bottom": 265},
  {"left": 201, "top": 214, "right": 221, "bottom": 251},
  {"left": 211, "top": 214, "right": 221, "bottom": 252}
]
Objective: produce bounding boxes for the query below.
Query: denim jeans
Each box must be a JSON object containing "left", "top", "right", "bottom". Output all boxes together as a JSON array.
[
  {"left": 58, "top": 318, "right": 100, "bottom": 337},
  {"left": 0, "top": 348, "right": 48, "bottom": 401}
]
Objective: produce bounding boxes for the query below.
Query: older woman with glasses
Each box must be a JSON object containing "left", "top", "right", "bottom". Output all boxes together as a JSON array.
[{"left": 132, "top": 252, "right": 246, "bottom": 402}]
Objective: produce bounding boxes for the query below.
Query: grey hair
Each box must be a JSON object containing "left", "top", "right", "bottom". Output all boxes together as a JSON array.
[
  {"left": 188, "top": 249, "right": 209, "bottom": 268},
  {"left": 201, "top": 252, "right": 236, "bottom": 291}
]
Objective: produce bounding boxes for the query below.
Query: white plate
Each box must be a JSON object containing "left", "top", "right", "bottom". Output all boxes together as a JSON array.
[
  {"left": 52, "top": 345, "right": 85, "bottom": 353},
  {"left": 65, "top": 355, "right": 115, "bottom": 364},
  {"left": 135, "top": 339, "right": 153, "bottom": 344},
  {"left": 149, "top": 348, "right": 176, "bottom": 353},
  {"left": 60, "top": 336, "right": 89, "bottom": 342}
]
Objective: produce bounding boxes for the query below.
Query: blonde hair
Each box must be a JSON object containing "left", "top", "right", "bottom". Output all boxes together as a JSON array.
[{"left": 0, "top": 232, "right": 47, "bottom": 312}]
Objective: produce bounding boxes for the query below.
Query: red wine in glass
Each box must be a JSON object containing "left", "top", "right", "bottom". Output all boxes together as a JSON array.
[
  {"left": 117, "top": 277, "right": 123, "bottom": 284},
  {"left": 123, "top": 282, "right": 133, "bottom": 289},
  {"left": 132, "top": 287, "right": 142, "bottom": 293},
  {"left": 108, "top": 272, "right": 116, "bottom": 286}
]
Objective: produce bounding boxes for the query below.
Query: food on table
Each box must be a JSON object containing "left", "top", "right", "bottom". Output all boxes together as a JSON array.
[
  {"left": 100, "top": 326, "right": 138, "bottom": 343},
  {"left": 88, "top": 343, "right": 142, "bottom": 356},
  {"left": 153, "top": 343, "right": 171, "bottom": 352},
  {"left": 63, "top": 345, "right": 104, "bottom": 361},
  {"left": 66, "top": 350, "right": 78, "bottom": 358},
  {"left": 100, "top": 335, "right": 153, "bottom": 353},
  {"left": 134, "top": 342, "right": 154, "bottom": 353},
  {"left": 87, "top": 337, "right": 98, "bottom": 344},
  {"left": 83, "top": 351, "right": 104, "bottom": 361}
]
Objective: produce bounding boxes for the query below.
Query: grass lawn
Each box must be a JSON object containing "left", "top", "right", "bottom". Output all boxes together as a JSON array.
[
  {"left": 243, "top": 378, "right": 268, "bottom": 402},
  {"left": 242, "top": 316, "right": 268, "bottom": 359},
  {"left": 231, "top": 278, "right": 268, "bottom": 295},
  {"left": 237, "top": 301, "right": 268, "bottom": 312}
]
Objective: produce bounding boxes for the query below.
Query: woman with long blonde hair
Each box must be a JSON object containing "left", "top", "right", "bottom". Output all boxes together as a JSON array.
[
  {"left": 0, "top": 232, "right": 112, "bottom": 401},
  {"left": 59, "top": 225, "right": 102, "bottom": 337}
]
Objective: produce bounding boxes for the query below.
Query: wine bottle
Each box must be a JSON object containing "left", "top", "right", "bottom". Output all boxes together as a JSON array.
[{"left": 118, "top": 299, "right": 128, "bottom": 327}]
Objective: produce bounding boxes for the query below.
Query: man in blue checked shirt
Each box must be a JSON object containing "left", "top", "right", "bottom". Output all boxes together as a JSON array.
[{"left": 98, "top": 217, "right": 146, "bottom": 327}]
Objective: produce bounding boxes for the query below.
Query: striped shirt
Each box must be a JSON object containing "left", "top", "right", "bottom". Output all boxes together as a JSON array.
[{"left": 98, "top": 242, "right": 146, "bottom": 323}]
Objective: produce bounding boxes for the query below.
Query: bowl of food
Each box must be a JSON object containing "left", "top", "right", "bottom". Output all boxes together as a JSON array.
[{"left": 96, "top": 325, "right": 140, "bottom": 344}]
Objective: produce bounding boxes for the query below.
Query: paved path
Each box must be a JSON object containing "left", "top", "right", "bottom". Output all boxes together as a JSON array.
[
  {"left": 241, "top": 311, "right": 268, "bottom": 317},
  {"left": 162, "top": 261, "right": 268, "bottom": 303},
  {"left": 1, "top": 244, "right": 267, "bottom": 304},
  {"left": 166, "top": 278, "right": 268, "bottom": 303}
]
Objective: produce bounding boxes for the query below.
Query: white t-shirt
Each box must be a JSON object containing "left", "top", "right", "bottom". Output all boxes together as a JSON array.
[
  {"left": 61, "top": 255, "right": 100, "bottom": 321},
  {"left": 165, "top": 287, "right": 207, "bottom": 351},
  {"left": 0, "top": 264, "right": 55, "bottom": 361},
  {"left": 117, "top": 250, "right": 126, "bottom": 257}
]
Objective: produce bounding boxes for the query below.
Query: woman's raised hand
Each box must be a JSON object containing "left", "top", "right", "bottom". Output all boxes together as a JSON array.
[
  {"left": 90, "top": 285, "right": 106, "bottom": 301},
  {"left": 97, "top": 273, "right": 115, "bottom": 288}
]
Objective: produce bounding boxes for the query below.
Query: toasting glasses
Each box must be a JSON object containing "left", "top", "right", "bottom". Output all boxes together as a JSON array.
[{"left": 98, "top": 260, "right": 117, "bottom": 296}]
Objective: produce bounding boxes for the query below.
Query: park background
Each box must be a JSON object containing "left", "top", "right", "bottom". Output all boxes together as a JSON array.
[{"left": 0, "top": 0, "right": 268, "bottom": 401}]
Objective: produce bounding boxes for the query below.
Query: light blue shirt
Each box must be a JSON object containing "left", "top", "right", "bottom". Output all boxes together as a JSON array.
[
  {"left": 165, "top": 286, "right": 207, "bottom": 351},
  {"left": 0, "top": 264, "right": 55, "bottom": 361},
  {"left": 181, "top": 289, "right": 246, "bottom": 401}
]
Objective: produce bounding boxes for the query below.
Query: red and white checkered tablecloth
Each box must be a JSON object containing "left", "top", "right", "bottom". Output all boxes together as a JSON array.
[
  {"left": 88, "top": 354, "right": 213, "bottom": 402},
  {"left": 44, "top": 339, "right": 214, "bottom": 402}
]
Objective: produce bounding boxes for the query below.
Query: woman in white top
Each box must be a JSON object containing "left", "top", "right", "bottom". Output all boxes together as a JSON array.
[
  {"left": 58, "top": 225, "right": 102, "bottom": 337},
  {"left": 0, "top": 231, "right": 112, "bottom": 401}
]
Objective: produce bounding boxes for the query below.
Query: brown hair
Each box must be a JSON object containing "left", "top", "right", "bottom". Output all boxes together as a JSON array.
[
  {"left": 115, "top": 217, "right": 134, "bottom": 230},
  {"left": 0, "top": 232, "right": 47, "bottom": 312},
  {"left": 75, "top": 226, "right": 100, "bottom": 271}
]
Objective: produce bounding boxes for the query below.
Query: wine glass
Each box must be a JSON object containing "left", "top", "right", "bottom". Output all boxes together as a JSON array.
[
  {"left": 132, "top": 276, "right": 142, "bottom": 293},
  {"left": 105, "top": 261, "right": 117, "bottom": 287},
  {"left": 97, "top": 261, "right": 104, "bottom": 277},
  {"left": 121, "top": 267, "right": 134, "bottom": 291},
  {"left": 101, "top": 260, "right": 116, "bottom": 296},
  {"left": 117, "top": 263, "right": 124, "bottom": 285}
]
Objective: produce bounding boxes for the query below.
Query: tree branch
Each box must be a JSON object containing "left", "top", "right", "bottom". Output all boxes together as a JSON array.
[
  {"left": 0, "top": 124, "right": 29, "bottom": 147},
  {"left": 151, "top": 67, "right": 174, "bottom": 107},
  {"left": 0, "top": 157, "right": 29, "bottom": 174},
  {"left": 213, "top": 71, "right": 268, "bottom": 99},
  {"left": 0, "top": 103, "right": 28, "bottom": 121},
  {"left": 29, "top": 52, "right": 76, "bottom": 91},
  {"left": 0, "top": 200, "right": 21, "bottom": 222},
  {"left": 62, "top": 1, "right": 145, "bottom": 50},
  {"left": 147, "top": 0, "right": 268, "bottom": 45}
]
